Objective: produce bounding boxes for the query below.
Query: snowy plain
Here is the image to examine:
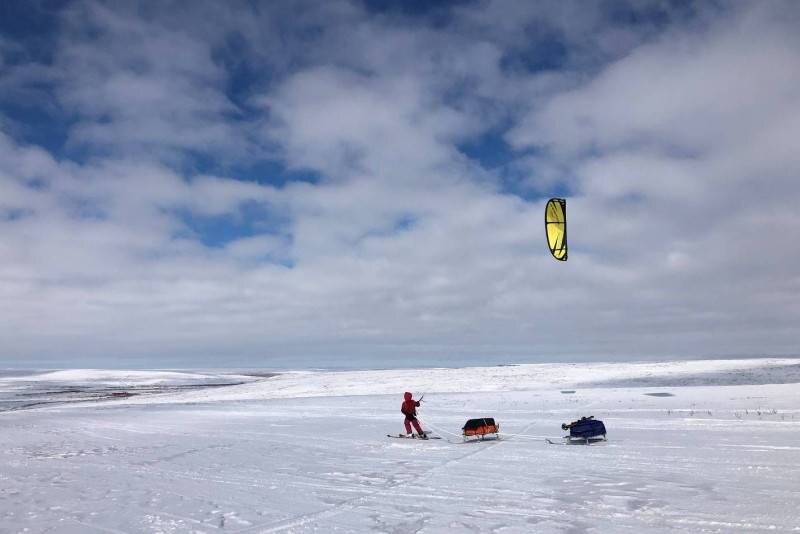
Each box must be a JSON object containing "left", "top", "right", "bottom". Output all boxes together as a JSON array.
[{"left": 1, "top": 358, "right": 799, "bottom": 533}]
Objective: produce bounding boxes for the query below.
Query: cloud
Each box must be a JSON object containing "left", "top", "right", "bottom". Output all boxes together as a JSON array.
[
  {"left": 0, "top": 0, "right": 799, "bottom": 366},
  {"left": 48, "top": 1, "right": 251, "bottom": 162},
  {"left": 507, "top": 1, "right": 800, "bottom": 353},
  {"left": 509, "top": 4, "right": 800, "bottom": 157}
]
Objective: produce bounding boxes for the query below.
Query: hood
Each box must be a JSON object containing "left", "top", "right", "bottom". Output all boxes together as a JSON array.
[{"left": 404, "top": 392, "right": 413, "bottom": 401}]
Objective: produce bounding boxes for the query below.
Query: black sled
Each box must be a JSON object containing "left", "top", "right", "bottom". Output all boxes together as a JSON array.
[{"left": 557, "top": 416, "right": 606, "bottom": 445}]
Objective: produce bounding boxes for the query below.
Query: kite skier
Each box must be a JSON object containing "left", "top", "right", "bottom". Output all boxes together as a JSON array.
[{"left": 401, "top": 392, "right": 426, "bottom": 438}]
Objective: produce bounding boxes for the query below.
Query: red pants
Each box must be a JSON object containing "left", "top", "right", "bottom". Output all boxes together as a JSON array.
[{"left": 404, "top": 416, "right": 423, "bottom": 434}]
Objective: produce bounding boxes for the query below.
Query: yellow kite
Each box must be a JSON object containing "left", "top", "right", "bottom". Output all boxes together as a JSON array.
[{"left": 545, "top": 198, "right": 567, "bottom": 261}]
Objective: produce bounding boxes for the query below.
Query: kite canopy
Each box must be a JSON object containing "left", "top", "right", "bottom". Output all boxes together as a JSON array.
[{"left": 545, "top": 198, "right": 567, "bottom": 261}]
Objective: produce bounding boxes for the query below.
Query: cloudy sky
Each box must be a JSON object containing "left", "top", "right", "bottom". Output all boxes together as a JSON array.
[{"left": 1, "top": 0, "right": 798, "bottom": 368}]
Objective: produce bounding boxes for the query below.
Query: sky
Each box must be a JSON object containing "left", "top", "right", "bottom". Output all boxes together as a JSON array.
[{"left": 1, "top": 0, "right": 799, "bottom": 368}]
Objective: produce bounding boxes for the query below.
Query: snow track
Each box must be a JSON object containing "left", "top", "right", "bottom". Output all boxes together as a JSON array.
[{"left": 256, "top": 418, "right": 515, "bottom": 533}]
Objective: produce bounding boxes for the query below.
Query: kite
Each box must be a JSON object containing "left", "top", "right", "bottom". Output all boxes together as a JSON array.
[{"left": 545, "top": 198, "right": 567, "bottom": 261}]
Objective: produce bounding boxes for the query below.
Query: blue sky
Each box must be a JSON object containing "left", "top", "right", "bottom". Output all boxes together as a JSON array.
[{"left": 1, "top": 0, "right": 799, "bottom": 368}]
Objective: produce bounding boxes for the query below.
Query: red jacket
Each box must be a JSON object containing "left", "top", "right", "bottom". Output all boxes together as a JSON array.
[{"left": 401, "top": 392, "right": 420, "bottom": 417}]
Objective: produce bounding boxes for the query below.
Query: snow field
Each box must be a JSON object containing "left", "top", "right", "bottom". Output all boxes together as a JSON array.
[{"left": 1, "top": 359, "right": 799, "bottom": 533}]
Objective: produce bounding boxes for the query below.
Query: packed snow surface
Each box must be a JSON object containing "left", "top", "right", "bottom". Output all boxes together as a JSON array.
[{"left": 1, "top": 358, "right": 799, "bottom": 533}]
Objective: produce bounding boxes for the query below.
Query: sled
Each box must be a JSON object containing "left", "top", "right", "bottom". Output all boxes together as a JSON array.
[
  {"left": 462, "top": 418, "right": 500, "bottom": 441},
  {"left": 559, "top": 416, "right": 606, "bottom": 444}
]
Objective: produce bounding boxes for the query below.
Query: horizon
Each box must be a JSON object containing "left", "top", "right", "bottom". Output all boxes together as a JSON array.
[{"left": 2, "top": 352, "right": 798, "bottom": 373}]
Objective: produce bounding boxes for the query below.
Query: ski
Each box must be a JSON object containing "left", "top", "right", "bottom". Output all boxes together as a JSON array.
[
  {"left": 545, "top": 437, "right": 606, "bottom": 445},
  {"left": 387, "top": 434, "right": 441, "bottom": 440}
]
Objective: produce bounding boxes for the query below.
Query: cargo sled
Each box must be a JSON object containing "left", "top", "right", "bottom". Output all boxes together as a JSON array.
[
  {"left": 560, "top": 416, "right": 606, "bottom": 444},
  {"left": 462, "top": 418, "right": 500, "bottom": 441}
]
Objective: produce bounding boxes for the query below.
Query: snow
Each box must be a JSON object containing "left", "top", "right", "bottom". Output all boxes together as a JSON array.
[
  {"left": 1, "top": 358, "right": 799, "bottom": 533},
  {"left": 1, "top": 369, "right": 258, "bottom": 386}
]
